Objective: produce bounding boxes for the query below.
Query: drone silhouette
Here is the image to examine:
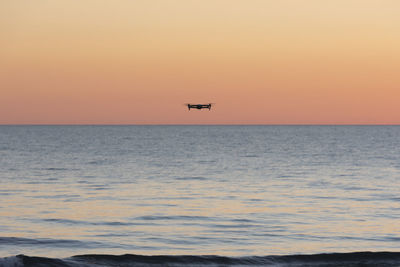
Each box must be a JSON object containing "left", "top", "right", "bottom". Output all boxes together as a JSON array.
[{"left": 186, "top": 103, "right": 213, "bottom": 110}]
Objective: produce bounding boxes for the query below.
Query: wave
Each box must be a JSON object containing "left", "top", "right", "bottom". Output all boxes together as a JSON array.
[
  {"left": 0, "top": 237, "right": 113, "bottom": 249},
  {"left": 175, "top": 177, "right": 209, "bottom": 181},
  {"left": 2, "top": 252, "right": 400, "bottom": 267}
]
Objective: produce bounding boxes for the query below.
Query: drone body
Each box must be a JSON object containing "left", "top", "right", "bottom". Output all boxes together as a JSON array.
[{"left": 186, "top": 103, "right": 212, "bottom": 110}]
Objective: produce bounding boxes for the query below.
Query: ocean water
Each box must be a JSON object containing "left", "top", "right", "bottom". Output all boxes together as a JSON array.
[{"left": 1, "top": 125, "right": 400, "bottom": 266}]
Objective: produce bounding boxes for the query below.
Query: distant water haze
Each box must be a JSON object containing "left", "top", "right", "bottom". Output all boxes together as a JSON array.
[{"left": 1, "top": 125, "right": 400, "bottom": 258}]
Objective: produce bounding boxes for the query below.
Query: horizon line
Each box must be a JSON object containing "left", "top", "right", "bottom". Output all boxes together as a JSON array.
[{"left": 1, "top": 124, "right": 400, "bottom": 126}]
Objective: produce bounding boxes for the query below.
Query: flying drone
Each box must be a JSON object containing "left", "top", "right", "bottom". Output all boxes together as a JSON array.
[{"left": 186, "top": 103, "right": 213, "bottom": 110}]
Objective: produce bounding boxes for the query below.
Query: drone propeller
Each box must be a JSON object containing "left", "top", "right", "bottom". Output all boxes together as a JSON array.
[{"left": 183, "top": 103, "right": 215, "bottom": 104}]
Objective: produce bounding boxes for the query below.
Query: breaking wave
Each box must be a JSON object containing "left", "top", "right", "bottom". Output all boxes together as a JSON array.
[{"left": 1, "top": 252, "right": 400, "bottom": 267}]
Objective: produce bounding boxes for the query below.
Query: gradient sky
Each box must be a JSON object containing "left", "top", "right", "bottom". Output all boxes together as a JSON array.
[{"left": 1, "top": 0, "right": 399, "bottom": 124}]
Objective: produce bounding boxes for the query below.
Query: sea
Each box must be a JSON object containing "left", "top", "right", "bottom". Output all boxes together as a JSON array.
[{"left": 1, "top": 125, "right": 400, "bottom": 266}]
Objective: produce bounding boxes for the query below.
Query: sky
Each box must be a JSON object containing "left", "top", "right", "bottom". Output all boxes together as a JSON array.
[{"left": 1, "top": 0, "right": 399, "bottom": 124}]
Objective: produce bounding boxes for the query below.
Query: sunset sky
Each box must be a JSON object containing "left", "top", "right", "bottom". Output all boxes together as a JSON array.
[{"left": 1, "top": 0, "right": 399, "bottom": 124}]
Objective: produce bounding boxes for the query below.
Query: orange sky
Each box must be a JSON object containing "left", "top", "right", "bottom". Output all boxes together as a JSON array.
[{"left": 1, "top": 0, "right": 399, "bottom": 124}]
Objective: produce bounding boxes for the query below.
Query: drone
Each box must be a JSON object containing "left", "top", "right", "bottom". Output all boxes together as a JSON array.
[{"left": 186, "top": 103, "right": 213, "bottom": 110}]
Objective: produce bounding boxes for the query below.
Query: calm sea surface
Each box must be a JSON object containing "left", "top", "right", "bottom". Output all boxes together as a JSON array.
[{"left": 1, "top": 125, "right": 400, "bottom": 259}]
